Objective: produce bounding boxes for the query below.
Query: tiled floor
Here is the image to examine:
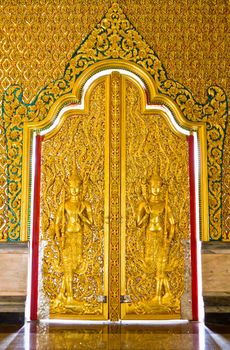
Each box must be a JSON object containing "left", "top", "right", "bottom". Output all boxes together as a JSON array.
[{"left": 0, "top": 321, "right": 230, "bottom": 349}]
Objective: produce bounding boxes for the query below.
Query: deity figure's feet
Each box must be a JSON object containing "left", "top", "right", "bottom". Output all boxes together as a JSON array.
[
  {"left": 161, "top": 292, "right": 171, "bottom": 305},
  {"left": 65, "top": 297, "right": 83, "bottom": 310},
  {"left": 151, "top": 295, "right": 161, "bottom": 305},
  {"left": 66, "top": 296, "right": 76, "bottom": 305},
  {"left": 53, "top": 292, "right": 66, "bottom": 308},
  {"left": 52, "top": 299, "right": 61, "bottom": 309}
]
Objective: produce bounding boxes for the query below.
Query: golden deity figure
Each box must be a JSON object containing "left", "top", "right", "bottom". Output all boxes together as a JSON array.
[
  {"left": 137, "top": 165, "right": 175, "bottom": 306},
  {"left": 53, "top": 164, "right": 93, "bottom": 309}
]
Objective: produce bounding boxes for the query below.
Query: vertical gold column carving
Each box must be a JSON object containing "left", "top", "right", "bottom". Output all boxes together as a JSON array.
[
  {"left": 109, "top": 72, "right": 121, "bottom": 321},
  {"left": 223, "top": 120, "right": 230, "bottom": 240},
  {"left": 0, "top": 118, "right": 7, "bottom": 241}
]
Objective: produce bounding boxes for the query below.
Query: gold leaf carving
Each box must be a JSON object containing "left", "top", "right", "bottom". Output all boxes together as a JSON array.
[
  {"left": 109, "top": 73, "right": 121, "bottom": 321},
  {"left": 123, "top": 80, "right": 189, "bottom": 317},
  {"left": 40, "top": 82, "right": 107, "bottom": 317}
]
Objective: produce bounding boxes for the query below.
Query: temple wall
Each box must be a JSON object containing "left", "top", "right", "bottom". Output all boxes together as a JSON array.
[
  {"left": 0, "top": 0, "right": 229, "bottom": 242},
  {"left": 0, "top": 0, "right": 229, "bottom": 314},
  {"left": 1, "top": 246, "right": 230, "bottom": 314},
  {"left": 0, "top": 245, "right": 27, "bottom": 296},
  {"left": 202, "top": 244, "right": 230, "bottom": 314}
]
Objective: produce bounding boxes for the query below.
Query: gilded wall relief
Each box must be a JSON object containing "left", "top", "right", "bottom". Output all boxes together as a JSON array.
[
  {"left": 39, "top": 81, "right": 108, "bottom": 318},
  {"left": 1, "top": 2, "right": 228, "bottom": 242},
  {"left": 121, "top": 79, "right": 190, "bottom": 319},
  {"left": 2, "top": 2, "right": 227, "bottom": 242}
]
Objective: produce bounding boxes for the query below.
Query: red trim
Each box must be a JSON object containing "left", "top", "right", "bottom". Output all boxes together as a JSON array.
[
  {"left": 29, "top": 134, "right": 199, "bottom": 320},
  {"left": 30, "top": 135, "right": 43, "bottom": 321},
  {"left": 187, "top": 135, "right": 199, "bottom": 321}
]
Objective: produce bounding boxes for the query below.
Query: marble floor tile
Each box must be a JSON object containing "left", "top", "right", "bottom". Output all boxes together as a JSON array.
[{"left": 0, "top": 321, "right": 229, "bottom": 349}]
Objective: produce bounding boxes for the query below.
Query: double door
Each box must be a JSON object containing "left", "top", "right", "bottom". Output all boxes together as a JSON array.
[{"left": 40, "top": 72, "right": 189, "bottom": 321}]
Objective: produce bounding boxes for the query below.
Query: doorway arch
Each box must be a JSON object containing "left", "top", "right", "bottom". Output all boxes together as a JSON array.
[{"left": 23, "top": 67, "right": 204, "bottom": 322}]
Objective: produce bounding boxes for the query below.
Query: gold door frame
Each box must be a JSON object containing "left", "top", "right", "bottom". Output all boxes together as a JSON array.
[{"left": 22, "top": 62, "right": 207, "bottom": 321}]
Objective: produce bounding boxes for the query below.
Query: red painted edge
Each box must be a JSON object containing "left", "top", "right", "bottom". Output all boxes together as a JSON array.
[
  {"left": 30, "top": 135, "right": 43, "bottom": 321},
  {"left": 29, "top": 134, "right": 199, "bottom": 320},
  {"left": 187, "top": 134, "right": 199, "bottom": 321}
]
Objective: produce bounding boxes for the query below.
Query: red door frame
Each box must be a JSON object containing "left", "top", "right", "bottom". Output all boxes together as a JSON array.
[{"left": 29, "top": 134, "right": 200, "bottom": 321}]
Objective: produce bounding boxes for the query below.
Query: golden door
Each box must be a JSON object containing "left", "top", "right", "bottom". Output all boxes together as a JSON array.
[{"left": 39, "top": 72, "right": 190, "bottom": 321}]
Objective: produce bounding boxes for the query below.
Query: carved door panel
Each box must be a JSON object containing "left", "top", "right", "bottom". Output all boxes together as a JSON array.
[
  {"left": 120, "top": 76, "right": 190, "bottom": 320},
  {"left": 38, "top": 72, "right": 190, "bottom": 321},
  {"left": 40, "top": 77, "right": 109, "bottom": 320}
]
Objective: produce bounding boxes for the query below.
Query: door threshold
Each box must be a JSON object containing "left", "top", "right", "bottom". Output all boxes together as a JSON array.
[{"left": 37, "top": 319, "right": 190, "bottom": 325}]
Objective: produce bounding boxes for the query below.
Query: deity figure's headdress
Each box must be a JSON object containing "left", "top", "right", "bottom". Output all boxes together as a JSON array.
[
  {"left": 68, "top": 154, "right": 82, "bottom": 187},
  {"left": 148, "top": 160, "right": 163, "bottom": 186}
]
